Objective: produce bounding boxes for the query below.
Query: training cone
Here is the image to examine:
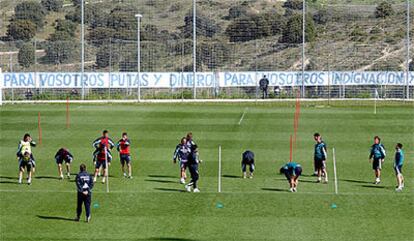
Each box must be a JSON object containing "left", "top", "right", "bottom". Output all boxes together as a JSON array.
[
  {"left": 93, "top": 203, "right": 100, "bottom": 208},
  {"left": 331, "top": 203, "right": 337, "bottom": 209},
  {"left": 216, "top": 202, "right": 224, "bottom": 209}
]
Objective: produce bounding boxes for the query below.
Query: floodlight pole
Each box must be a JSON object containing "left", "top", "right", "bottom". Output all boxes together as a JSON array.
[
  {"left": 406, "top": 0, "right": 411, "bottom": 99},
  {"left": 135, "top": 14, "right": 143, "bottom": 102},
  {"left": 193, "top": 0, "right": 197, "bottom": 99},
  {"left": 301, "top": 0, "right": 306, "bottom": 98},
  {"left": 81, "top": 0, "right": 85, "bottom": 100}
]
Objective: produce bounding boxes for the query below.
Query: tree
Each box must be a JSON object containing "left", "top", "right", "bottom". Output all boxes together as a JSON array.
[
  {"left": 65, "top": 5, "right": 106, "bottom": 28},
  {"left": 96, "top": 44, "right": 118, "bottom": 68},
  {"left": 375, "top": 1, "right": 394, "bottom": 18},
  {"left": 283, "top": 0, "right": 303, "bottom": 10},
  {"left": 313, "top": 9, "right": 332, "bottom": 25},
  {"left": 182, "top": 11, "right": 221, "bottom": 38},
  {"left": 88, "top": 27, "right": 115, "bottom": 46},
  {"left": 55, "top": 19, "right": 77, "bottom": 37},
  {"left": 71, "top": 0, "right": 81, "bottom": 6},
  {"left": 41, "top": 0, "right": 63, "bottom": 12},
  {"left": 44, "top": 31, "right": 78, "bottom": 64},
  {"left": 280, "top": 14, "right": 316, "bottom": 43},
  {"left": 7, "top": 20, "right": 37, "bottom": 41},
  {"left": 227, "top": 5, "right": 249, "bottom": 19},
  {"left": 14, "top": 1, "right": 46, "bottom": 28},
  {"left": 197, "top": 41, "right": 230, "bottom": 70},
  {"left": 18, "top": 43, "right": 35, "bottom": 68}
]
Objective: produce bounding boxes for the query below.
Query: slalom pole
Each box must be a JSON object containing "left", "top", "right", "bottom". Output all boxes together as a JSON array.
[
  {"left": 218, "top": 145, "right": 222, "bottom": 193},
  {"left": 332, "top": 148, "right": 338, "bottom": 195},
  {"left": 38, "top": 112, "right": 42, "bottom": 146},
  {"left": 66, "top": 97, "right": 70, "bottom": 129},
  {"left": 105, "top": 146, "right": 109, "bottom": 193},
  {"left": 374, "top": 88, "right": 378, "bottom": 115}
]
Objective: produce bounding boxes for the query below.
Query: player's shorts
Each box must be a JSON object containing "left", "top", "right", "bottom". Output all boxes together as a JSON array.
[
  {"left": 120, "top": 154, "right": 131, "bottom": 165},
  {"left": 95, "top": 161, "right": 107, "bottom": 169},
  {"left": 394, "top": 165, "right": 403, "bottom": 175},
  {"left": 19, "top": 160, "right": 33, "bottom": 172},
  {"left": 314, "top": 158, "right": 326, "bottom": 169},
  {"left": 180, "top": 160, "right": 188, "bottom": 169},
  {"left": 372, "top": 158, "right": 382, "bottom": 170},
  {"left": 295, "top": 166, "right": 302, "bottom": 177},
  {"left": 56, "top": 156, "right": 73, "bottom": 164}
]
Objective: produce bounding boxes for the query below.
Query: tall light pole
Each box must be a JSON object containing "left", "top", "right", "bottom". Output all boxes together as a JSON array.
[
  {"left": 135, "top": 14, "right": 143, "bottom": 102},
  {"left": 301, "top": 0, "right": 306, "bottom": 98},
  {"left": 81, "top": 0, "right": 85, "bottom": 100},
  {"left": 193, "top": 0, "right": 197, "bottom": 99},
  {"left": 406, "top": 0, "right": 411, "bottom": 99}
]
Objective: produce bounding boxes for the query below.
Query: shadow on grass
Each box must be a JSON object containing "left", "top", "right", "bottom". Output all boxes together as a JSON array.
[
  {"left": 35, "top": 176, "right": 61, "bottom": 180},
  {"left": 223, "top": 174, "right": 240, "bottom": 179},
  {"left": 341, "top": 179, "right": 372, "bottom": 184},
  {"left": 361, "top": 185, "right": 386, "bottom": 189},
  {"left": 154, "top": 187, "right": 185, "bottom": 193},
  {"left": 0, "top": 181, "right": 20, "bottom": 184},
  {"left": 0, "top": 176, "right": 18, "bottom": 180},
  {"left": 148, "top": 174, "right": 176, "bottom": 178},
  {"left": 145, "top": 179, "right": 176, "bottom": 184},
  {"left": 36, "top": 215, "right": 76, "bottom": 222},
  {"left": 147, "top": 238, "right": 198, "bottom": 241},
  {"left": 300, "top": 179, "right": 318, "bottom": 183},
  {"left": 261, "top": 188, "right": 289, "bottom": 192}
]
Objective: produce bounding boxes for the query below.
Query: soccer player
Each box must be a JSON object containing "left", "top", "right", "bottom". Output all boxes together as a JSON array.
[
  {"left": 394, "top": 143, "right": 404, "bottom": 191},
  {"left": 173, "top": 137, "right": 191, "bottom": 184},
  {"left": 93, "top": 143, "right": 112, "bottom": 183},
  {"left": 313, "top": 133, "right": 328, "bottom": 183},
  {"left": 18, "top": 152, "right": 35, "bottom": 185},
  {"left": 280, "top": 162, "right": 302, "bottom": 192},
  {"left": 369, "top": 136, "right": 386, "bottom": 184},
  {"left": 117, "top": 132, "right": 132, "bottom": 178},
  {"left": 75, "top": 164, "right": 94, "bottom": 223},
  {"left": 17, "top": 133, "right": 36, "bottom": 183},
  {"left": 241, "top": 150, "right": 255, "bottom": 179},
  {"left": 185, "top": 132, "right": 196, "bottom": 149},
  {"left": 185, "top": 145, "right": 202, "bottom": 193},
  {"left": 92, "top": 130, "right": 114, "bottom": 176},
  {"left": 55, "top": 147, "right": 74, "bottom": 179}
]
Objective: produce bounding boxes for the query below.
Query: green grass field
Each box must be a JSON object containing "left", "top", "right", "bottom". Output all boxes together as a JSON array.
[{"left": 0, "top": 102, "right": 413, "bottom": 241}]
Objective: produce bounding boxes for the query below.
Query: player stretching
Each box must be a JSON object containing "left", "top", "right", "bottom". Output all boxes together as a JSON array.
[
  {"left": 369, "top": 136, "right": 386, "bottom": 184},
  {"left": 185, "top": 145, "right": 202, "bottom": 193},
  {"left": 17, "top": 133, "right": 36, "bottom": 184},
  {"left": 314, "top": 133, "right": 328, "bottom": 183},
  {"left": 173, "top": 137, "right": 191, "bottom": 184},
  {"left": 241, "top": 150, "right": 255, "bottom": 179},
  {"left": 55, "top": 148, "right": 74, "bottom": 179},
  {"left": 92, "top": 130, "right": 114, "bottom": 176},
  {"left": 280, "top": 162, "right": 302, "bottom": 192},
  {"left": 117, "top": 132, "right": 132, "bottom": 178},
  {"left": 394, "top": 143, "right": 404, "bottom": 192}
]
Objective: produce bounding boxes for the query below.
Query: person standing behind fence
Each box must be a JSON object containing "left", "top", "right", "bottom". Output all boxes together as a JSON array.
[
  {"left": 259, "top": 75, "right": 269, "bottom": 99},
  {"left": 75, "top": 164, "right": 94, "bottom": 223}
]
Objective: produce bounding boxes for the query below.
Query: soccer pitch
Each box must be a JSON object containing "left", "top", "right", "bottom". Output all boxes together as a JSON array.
[{"left": 0, "top": 102, "right": 413, "bottom": 241}]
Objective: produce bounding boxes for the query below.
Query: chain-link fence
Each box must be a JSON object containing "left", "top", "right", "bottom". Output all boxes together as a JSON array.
[{"left": 0, "top": 0, "right": 412, "bottom": 101}]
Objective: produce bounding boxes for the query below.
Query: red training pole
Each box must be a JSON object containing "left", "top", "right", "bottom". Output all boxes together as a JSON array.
[
  {"left": 289, "top": 135, "right": 293, "bottom": 162},
  {"left": 66, "top": 97, "right": 70, "bottom": 129},
  {"left": 38, "top": 112, "right": 42, "bottom": 146}
]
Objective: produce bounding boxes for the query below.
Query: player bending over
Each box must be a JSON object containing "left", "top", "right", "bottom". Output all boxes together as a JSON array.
[
  {"left": 92, "top": 130, "right": 114, "bottom": 176},
  {"left": 173, "top": 137, "right": 191, "bottom": 184},
  {"left": 280, "top": 162, "right": 302, "bottom": 192},
  {"left": 313, "top": 133, "right": 328, "bottom": 183},
  {"left": 17, "top": 133, "right": 37, "bottom": 175},
  {"left": 18, "top": 152, "right": 35, "bottom": 184},
  {"left": 93, "top": 143, "right": 112, "bottom": 183},
  {"left": 369, "top": 136, "right": 386, "bottom": 184},
  {"left": 241, "top": 150, "right": 255, "bottom": 179},
  {"left": 394, "top": 143, "right": 405, "bottom": 192},
  {"left": 55, "top": 147, "right": 74, "bottom": 179},
  {"left": 185, "top": 145, "right": 202, "bottom": 193},
  {"left": 117, "top": 132, "right": 132, "bottom": 178}
]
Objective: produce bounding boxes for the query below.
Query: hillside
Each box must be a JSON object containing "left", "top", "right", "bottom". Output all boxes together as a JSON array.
[{"left": 0, "top": 0, "right": 412, "bottom": 73}]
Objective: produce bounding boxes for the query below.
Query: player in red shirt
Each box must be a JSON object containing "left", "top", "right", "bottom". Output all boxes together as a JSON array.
[
  {"left": 117, "top": 132, "right": 132, "bottom": 178},
  {"left": 92, "top": 130, "right": 114, "bottom": 183}
]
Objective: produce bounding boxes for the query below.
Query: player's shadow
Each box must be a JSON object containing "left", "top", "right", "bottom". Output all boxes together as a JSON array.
[
  {"left": 145, "top": 179, "right": 176, "bottom": 184},
  {"left": 0, "top": 180, "right": 20, "bottom": 185},
  {"left": 146, "top": 238, "right": 198, "bottom": 241},
  {"left": 261, "top": 188, "right": 290, "bottom": 192},
  {"left": 0, "top": 176, "right": 18, "bottom": 180},
  {"left": 361, "top": 185, "right": 386, "bottom": 189},
  {"left": 154, "top": 187, "right": 185, "bottom": 193},
  {"left": 341, "top": 179, "right": 372, "bottom": 184},
  {"left": 36, "top": 215, "right": 76, "bottom": 222},
  {"left": 223, "top": 174, "right": 240, "bottom": 179},
  {"left": 148, "top": 174, "right": 176, "bottom": 178},
  {"left": 35, "top": 176, "right": 60, "bottom": 180}
]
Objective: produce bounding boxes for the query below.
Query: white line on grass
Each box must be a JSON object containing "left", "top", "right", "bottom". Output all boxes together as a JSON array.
[{"left": 238, "top": 107, "right": 248, "bottom": 125}]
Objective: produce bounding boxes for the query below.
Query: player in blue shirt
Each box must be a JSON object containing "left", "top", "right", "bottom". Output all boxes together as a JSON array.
[
  {"left": 394, "top": 143, "right": 404, "bottom": 192},
  {"left": 173, "top": 137, "right": 191, "bottom": 184},
  {"left": 280, "top": 162, "right": 302, "bottom": 192},
  {"left": 369, "top": 136, "right": 386, "bottom": 184},
  {"left": 314, "top": 133, "right": 328, "bottom": 183}
]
